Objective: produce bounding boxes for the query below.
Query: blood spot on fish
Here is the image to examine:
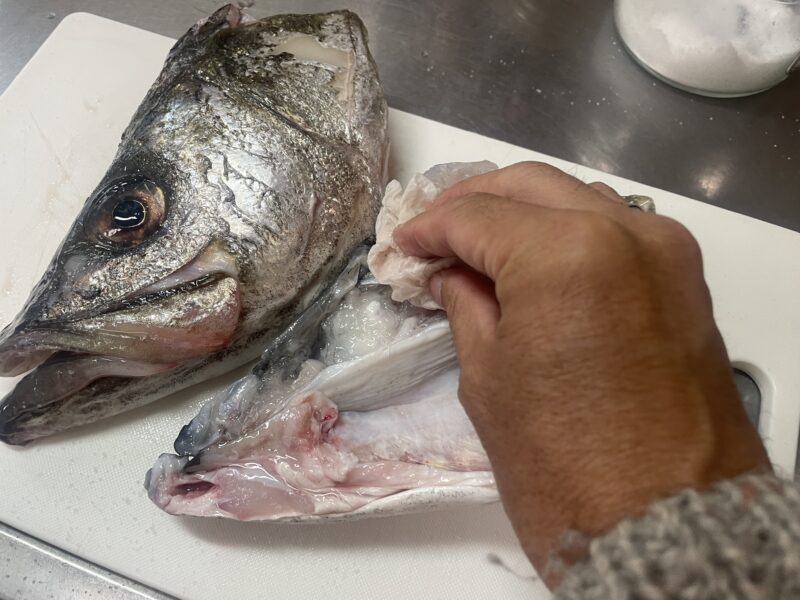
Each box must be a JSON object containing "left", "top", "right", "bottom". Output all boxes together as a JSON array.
[{"left": 175, "top": 481, "right": 215, "bottom": 497}]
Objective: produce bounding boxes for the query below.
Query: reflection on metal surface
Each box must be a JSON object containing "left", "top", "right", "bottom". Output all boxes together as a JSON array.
[
  {"left": 0, "top": 522, "right": 174, "bottom": 600},
  {"left": 0, "top": 0, "right": 797, "bottom": 232},
  {"left": 697, "top": 166, "right": 727, "bottom": 199}
]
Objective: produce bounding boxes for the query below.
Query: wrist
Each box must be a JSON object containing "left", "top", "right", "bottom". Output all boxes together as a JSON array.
[{"left": 483, "top": 397, "right": 770, "bottom": 584}]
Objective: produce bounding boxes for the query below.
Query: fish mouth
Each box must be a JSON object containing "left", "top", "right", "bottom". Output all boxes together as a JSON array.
[
  {"left": 0, "top": 353, "right": 177, "bottom": 444},
  {"left": 146, "top": 386, "right": 495, "bottom": 522},
  {"left": 0, "top": 245, "right": 242, "bottom": 443}
]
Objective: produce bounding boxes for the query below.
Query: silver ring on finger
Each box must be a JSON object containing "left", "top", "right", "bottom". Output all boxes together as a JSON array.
[{"left": 624, "top": 195, "right": 657, "bottom": 214}]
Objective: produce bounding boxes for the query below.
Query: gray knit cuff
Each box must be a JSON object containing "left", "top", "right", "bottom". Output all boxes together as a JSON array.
[{"left": 553, "top": 473, "right": 800, "bottom": 599}]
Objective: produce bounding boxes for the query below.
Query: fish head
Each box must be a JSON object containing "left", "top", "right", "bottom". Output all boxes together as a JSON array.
[
  {"left": 0, "top": 5, "right": 387, "bottom": 443},
  {"left": 0, "top": 157, "right": 241, "bottom": 364},
  {"left": 0, "top": 148, "right": 245, "bottom": 442}
]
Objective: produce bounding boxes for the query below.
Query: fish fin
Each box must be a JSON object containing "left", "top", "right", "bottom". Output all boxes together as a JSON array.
[
  {"left": 252, "top": 247, "right": 368, "bottom": 383},
  {"left": 313, "top": 320, "right": 457, "bottom": 412}
]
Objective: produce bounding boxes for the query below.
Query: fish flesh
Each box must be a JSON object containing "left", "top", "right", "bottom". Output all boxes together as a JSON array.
[
  {"left": 0, "top": 5, "right": 387, "bottom": 444},
  {"left": 146, "top": 256, "right": 497, "bottom": 521},
  {"left": 146, "top": 163, "right": 500, "bottom": 521}
]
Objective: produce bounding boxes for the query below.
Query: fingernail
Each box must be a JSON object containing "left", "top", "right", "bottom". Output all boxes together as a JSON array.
[
  {"left": 430, "top": 273, "right": 443, "bottom": 306},
  {"left": 392, "top": 225, "right": 407, "bottom": 250}
]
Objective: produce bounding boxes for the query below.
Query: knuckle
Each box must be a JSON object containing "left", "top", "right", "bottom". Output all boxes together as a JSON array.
[
  {"left": 440, "top": 276, "right": 464, "bottom": 315},
  {"left": 571, "top": 212, "right": 628, "bottom": 247},
  {"left": 652, "top": 218, "right": 703, "bottom": 262},
  {"left": 557, "top": 213, "right": 636, "bottom": 270},
  {"left": 588, "top": 181, "right": 609, "bottom": 190},
  {"left": 508, "top": 160, "right": 563, "bottom": 180},
  {"left": 588, "top": 181, "right": 620, "bottom": 197},
  {"left": 656, "top": 218, "right": 696, "bottom": 245},
  {"left": 456, "top": 370, "right": 492, "bottom": 421}
]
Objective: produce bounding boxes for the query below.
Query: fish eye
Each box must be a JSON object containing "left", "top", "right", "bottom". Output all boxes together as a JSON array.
[
  {"left": 86, "top": 178, "right": 166, "bottom": 249},
  {"left": 111, "top": 197, "right": 147, "bottom": 229}
]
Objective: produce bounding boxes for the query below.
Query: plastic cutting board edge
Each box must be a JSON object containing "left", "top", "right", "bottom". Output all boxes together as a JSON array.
[{"left": 0, "top": 13, "right": 798, "bottom": 600}]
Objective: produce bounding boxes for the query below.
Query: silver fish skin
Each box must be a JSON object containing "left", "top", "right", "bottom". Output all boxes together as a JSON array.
[
  {"left": 146, "top": 265, "right": 495, "bottom": 522},
  {"left": 0, "top": 5, "right": 388, "bottom": 444}
]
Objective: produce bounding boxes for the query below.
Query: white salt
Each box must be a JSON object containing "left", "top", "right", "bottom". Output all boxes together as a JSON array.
[{"left": 615, "top": 0, "right": 800, "bottom": 95}]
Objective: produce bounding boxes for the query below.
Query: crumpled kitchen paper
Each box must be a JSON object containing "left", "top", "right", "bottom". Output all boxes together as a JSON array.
[{"left": 367, "top": 161, "right": 498, "bottom": 310}]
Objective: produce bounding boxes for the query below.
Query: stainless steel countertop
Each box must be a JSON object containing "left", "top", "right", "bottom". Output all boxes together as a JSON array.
[
  {"left": 0, "top": 523, "right": 173, "bottom": 600},
  {"left": 0, "top": 1, "right": 798, "bottom": 598},
  {"left": 2, "top": 0, "right": 798, "bottom": 231}
]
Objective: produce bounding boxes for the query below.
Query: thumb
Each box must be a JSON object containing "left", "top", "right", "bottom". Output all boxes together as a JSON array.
[{"left": 432, "top": 267, "right": 499, "bottom": 349}]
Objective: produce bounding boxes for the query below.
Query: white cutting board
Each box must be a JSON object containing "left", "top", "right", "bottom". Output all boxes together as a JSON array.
[{"left": 0, "top": 12, "right": 798, "bottom": 600}]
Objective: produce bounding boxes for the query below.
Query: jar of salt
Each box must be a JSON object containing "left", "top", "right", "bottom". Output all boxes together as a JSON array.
[{"left": 615, "top": 0, "right": 800, "bottom": 97}]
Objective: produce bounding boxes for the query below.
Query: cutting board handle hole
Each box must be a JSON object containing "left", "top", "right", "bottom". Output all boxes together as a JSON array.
[{"left": 733, "top": 367, "right": 762, "bottom": 429}]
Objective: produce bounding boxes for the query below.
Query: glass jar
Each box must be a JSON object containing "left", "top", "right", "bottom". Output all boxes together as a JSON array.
[{"left": 614, "top": 0, "right": 800, "bottom": 97}]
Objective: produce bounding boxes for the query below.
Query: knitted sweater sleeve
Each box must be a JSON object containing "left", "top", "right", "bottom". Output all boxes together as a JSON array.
[{"left": 553, "top": 473, "right": 800, "bottom": 599}]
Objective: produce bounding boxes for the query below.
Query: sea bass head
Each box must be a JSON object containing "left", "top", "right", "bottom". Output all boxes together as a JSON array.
[{"left": 0, "top": 5, "right": 387, "bottom": 444}]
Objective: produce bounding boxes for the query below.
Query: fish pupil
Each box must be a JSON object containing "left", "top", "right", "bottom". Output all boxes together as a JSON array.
[{"left": 112, "top": 197, "right": 146, "bottom": 229}]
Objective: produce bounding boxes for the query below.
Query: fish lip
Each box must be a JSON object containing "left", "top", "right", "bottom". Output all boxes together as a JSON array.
[
  {"left": 93, "top": 271, "right": 229, "bottom": 320},
  {"left": 118, "top": 242, "right": 239, "bottom": 309},
  {"left": 0, "top": 353, "right": 179, "bottom": 445},
  {"left": 0, "top": 268, "right": 241, "bottom": 444},
  {"left": 0, "top": 417, "right": 32, "bottom": 445},
  {"left": 0, "top": 244, "right": 239, "bottom": 376}
]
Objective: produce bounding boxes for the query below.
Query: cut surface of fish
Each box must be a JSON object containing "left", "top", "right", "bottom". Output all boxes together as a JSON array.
[{"left": 147, "top": 269, "right": 497, "bottom": 521}]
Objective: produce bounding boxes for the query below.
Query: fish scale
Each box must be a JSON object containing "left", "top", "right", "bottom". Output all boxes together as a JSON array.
[{"left": 0, "top": 4, "right": 388, "bottom": 444}]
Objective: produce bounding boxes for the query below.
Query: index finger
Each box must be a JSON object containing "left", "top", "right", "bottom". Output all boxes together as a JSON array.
[
  {"left": 394, "top": 193, "right": 557, "bottom": 281},
  {"left": 437, "top": 161, "right": 622, "bottom": 214}
]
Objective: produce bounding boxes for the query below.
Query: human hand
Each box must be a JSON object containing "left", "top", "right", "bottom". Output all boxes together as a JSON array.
[{"left": 393, "top": 162, "right": 770, "bottom": 586}]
